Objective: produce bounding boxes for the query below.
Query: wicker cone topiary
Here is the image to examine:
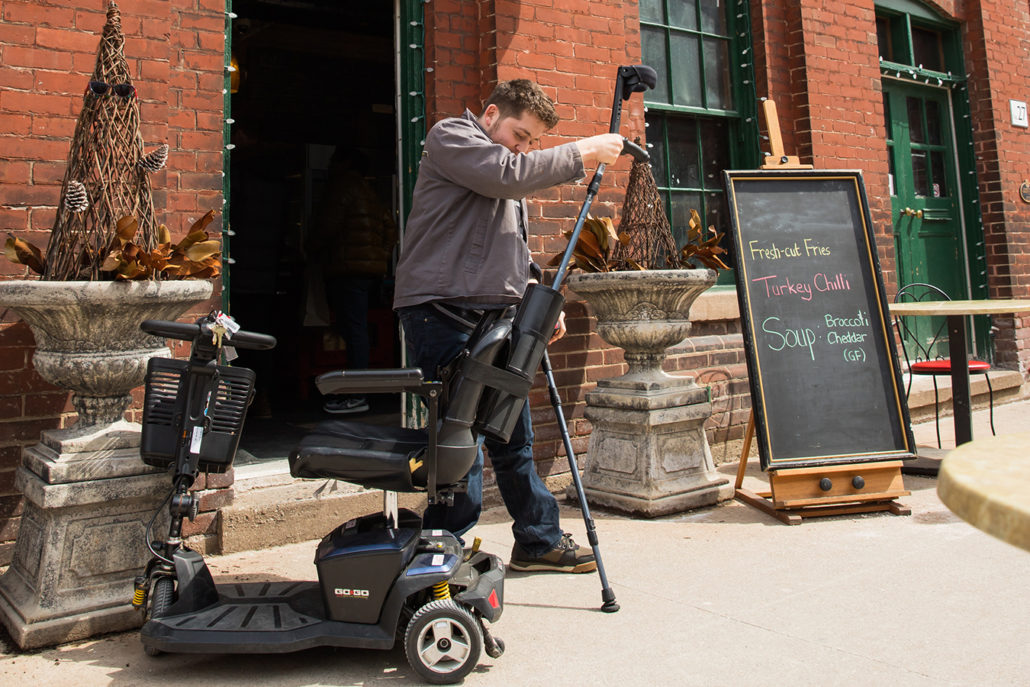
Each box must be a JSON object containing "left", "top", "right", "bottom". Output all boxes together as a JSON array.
[
  {"left": 611, "top": 158, "right": 680, "bottom": 270},
  {"left": 44, "top": 1, "right": 159, "bottom": 280}
]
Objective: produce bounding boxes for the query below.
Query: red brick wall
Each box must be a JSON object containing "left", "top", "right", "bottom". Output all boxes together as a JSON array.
[
  {"left": 963, "top": 1, "right": 1030, "bottom": 367},
  {"left": 0, "top": 0, "right": 225, "bottom": 563}
]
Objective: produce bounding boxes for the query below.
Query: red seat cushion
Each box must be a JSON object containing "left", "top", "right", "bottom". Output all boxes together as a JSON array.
[{"left": 910, "top": 358, "right": 990, "bottom": 374}]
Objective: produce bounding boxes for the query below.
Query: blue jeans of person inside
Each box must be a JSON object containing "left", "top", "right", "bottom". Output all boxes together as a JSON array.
[{"left": 398, "top": 304, "right": 562, "bottom": 557}]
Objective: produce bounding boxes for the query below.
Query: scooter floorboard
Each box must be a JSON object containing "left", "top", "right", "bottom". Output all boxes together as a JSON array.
[{"left": 142, "top": 581, "right": 396, "bottom": 654}]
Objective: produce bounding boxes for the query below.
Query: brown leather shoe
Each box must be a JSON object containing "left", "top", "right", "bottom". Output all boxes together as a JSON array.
[{"left": 509, "top": 533, "right": 597, "bottom": 573}]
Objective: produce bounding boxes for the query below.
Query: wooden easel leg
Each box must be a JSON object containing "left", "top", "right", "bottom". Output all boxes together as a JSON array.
[
  {"left": 735, "top": 488, "right": 802, "bottom": 525},
  {"left": 734, "top": 411, "right": 756, "bottom": 490},
  {"left": 888, "top": 501, "right": 912, "bottom": 516}
]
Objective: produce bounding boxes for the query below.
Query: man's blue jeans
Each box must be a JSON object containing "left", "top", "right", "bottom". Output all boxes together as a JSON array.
[{"left": 398, "top": 304, "right": 562, "bottom": 556}]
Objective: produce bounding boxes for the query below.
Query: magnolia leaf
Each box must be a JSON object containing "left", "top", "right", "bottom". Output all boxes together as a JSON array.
[
  {"left": 115, "top": 216, "right": 139, "bottom": 243},
  {"left": 116, "top": 260, "right": 146, "bottom": 280},
  {"left": 625, "top": 258, "right": 647, "bottom": 271},
  {"left": 100, "top": 252, "right": 122, "bottom": 272},
  {"left": 618, "top": 232, "right": 631, "bottom": 246},
  {"left": 184, "top": 240, "right": 221, "bottom": 262},
  {"left": 696, "top": 253, "right": 732, "bottom": 271},
  {"left": 575, "top": 228, "right": 604, "bottom": 260},
  {"left": 157, "top": 223, "right": 172, "bottom": 245},
  {"left": 4, "top": 235, "right": 45, "bottom": 274},
  {"left": 188, "top": 210, "right": 216, "bottom": 235},
  {"left": 174, "top": 229, "right": 209, "bottom": 254},
  {"left": 599, "top": 216, "right": 619, "bottom": 250}
]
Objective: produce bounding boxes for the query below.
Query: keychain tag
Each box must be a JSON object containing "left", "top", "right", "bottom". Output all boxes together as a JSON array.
[
  {"left": 189, "top": 425, "right": 204, "bottom": 455},
  {"left": 213, "top": 311, "right": 240, "bottom": 339}
]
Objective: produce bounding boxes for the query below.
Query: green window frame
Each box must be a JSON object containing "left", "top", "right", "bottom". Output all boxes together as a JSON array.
[{"left": 640, "top": 0, "right": 759, "bottom": 283}]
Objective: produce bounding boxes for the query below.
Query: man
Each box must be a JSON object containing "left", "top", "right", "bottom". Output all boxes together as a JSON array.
[{"left": 394, "top": 79, "right": 623, "bottom": 573}]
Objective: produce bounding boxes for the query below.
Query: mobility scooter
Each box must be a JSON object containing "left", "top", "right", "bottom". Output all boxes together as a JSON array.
[
  {"left": 132, "top": 308, "right": 531, "bottom": 683},
  {"left": 133, "top": 63, "right": 656, "bottom": 681}
]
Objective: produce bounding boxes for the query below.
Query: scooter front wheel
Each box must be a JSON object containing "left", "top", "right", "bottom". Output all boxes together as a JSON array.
[
  {"left": 403, "top": 599, "right": 483, "bottom": 684},
  {"left": 144, "top": 577, "right": 176, "bottom": 657}
]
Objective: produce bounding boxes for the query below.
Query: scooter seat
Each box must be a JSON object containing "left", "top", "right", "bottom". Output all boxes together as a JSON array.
[{"left": 289, "top": 420, "right": 426, "bottom": 492}]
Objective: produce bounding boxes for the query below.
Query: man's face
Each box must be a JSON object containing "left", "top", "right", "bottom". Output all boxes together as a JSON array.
[{"left": 479, "top": 104, "right": 549, "bottom": 155}]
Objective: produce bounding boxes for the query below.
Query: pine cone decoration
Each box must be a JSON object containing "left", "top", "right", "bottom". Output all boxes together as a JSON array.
[
  {"left": 138, "top": 143, "right": 169, "bottom": 173},
  {"left": 64, "top": 180, "right": 89, "bottom": 213}
]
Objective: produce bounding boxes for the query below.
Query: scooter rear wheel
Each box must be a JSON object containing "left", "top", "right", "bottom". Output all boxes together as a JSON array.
[{"left": 403, "top": 599, "right": 483, "bottom": 684}]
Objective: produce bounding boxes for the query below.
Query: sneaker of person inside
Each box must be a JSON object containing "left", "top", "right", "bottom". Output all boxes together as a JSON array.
[
  {"left": 509, "top": 532, "right": 597, "bottom": 573},
  {"left": 323, "top": 395, "right": 370, "bottom": 415}
]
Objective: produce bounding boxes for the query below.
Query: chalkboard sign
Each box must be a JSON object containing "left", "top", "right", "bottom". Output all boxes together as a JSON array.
[{"left": 724, "top": 169, "right": 915, "bottom": 470}]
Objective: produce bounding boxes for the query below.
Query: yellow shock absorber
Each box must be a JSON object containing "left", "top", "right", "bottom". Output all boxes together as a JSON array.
[
  {"left": 432, "top": 580, "right": 451, "bottom": 600},
  {"left": 131, "top": 576, "right": 147, "bottom": 609}
]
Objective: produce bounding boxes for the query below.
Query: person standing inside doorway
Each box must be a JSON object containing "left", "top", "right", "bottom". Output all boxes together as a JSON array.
[
  {"left": 393, "top": 79, "right": 622, "bottom": 572},
  {"left": 310, "top": 147, "right": 397, "bottom": 415}
]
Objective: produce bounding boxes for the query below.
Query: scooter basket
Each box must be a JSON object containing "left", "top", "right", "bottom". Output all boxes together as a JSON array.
[{"left": 141, "top": 357, "right": 257, "bottom": 473}]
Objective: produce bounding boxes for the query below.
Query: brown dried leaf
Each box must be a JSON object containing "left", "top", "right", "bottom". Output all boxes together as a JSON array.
[
  {"left": 115, "top": 216, "right": 139, "bottom": 243},
  {"left": 100, "top": 251, "right": 122, "bottom": 272},
  {"left": 188, "top": 210, "right": 216, "bottom": 235},
  {"left": 4, "top": 235, "right": 45, "bottom": 274},
  {"left": 184, "top": 239, "right": 221, "bottom": 262},
  {"left": 174, "top": 230, "right": 209, "bottom": 255}
]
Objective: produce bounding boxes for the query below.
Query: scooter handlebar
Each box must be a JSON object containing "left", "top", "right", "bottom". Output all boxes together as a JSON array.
[{"left": 141, "top": 319, "right": 277, "bottom": 350}]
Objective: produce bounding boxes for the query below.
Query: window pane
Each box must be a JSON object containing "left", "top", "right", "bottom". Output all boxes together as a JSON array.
[
  {"left": 640, "top": 0, "right": 665, "bottom": 24},
  {"left": 669, "top": 190, "right": 704, "bottom": 249},
  {"left": 700, "top": 0, "right": 727, "bottom": 34},
  {"left": 706, "top": 190, "right": 734, "bottom": 267},
  {"left": 667, "top": 117, "right": 700, "bottom": 188},
  {"left": 699, "top": 118, "right": 730, "bottom": 189},
  {"left": 706, "top": 190, "right": 728, "bottom": 234},
  {"left": 911, "top": 27, "right": 943, "bottom": 71},
  {"left": 911, "top": 151, "right": 929, "bottom": 196},
  {"left": 669, "top": 0, "right": 698, "bottom": 30},
  {"left": 670, "top": 33, "right": 702, "bottom": 107},
  {"left": 876, "top": 17, "right": 892, "bottom": 62},
  {"left": 703, "top": 37, "right": 733, "bottom": 109},
  {"left": 642, "top": 27, "right": 670, "bottom": 104},
  {"left": 930, "top": 151, "right": 948, "bottom": 197},
  {"left": 906, "top": 97, "right": 924, "bottom": 144},
  {"left": 925, "top": 100, "right": 942, "bottom": 145},
  {"left": 647, "top": 116, "right": 668, "bottom": 186}
]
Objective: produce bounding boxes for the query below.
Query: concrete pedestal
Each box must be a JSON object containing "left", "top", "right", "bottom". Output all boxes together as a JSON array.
[
  {"left": 577, "top": 375, "right": 733, "bottom": 517},
  {"left": 0, "top": 422, "right": 167, "bottom": 649}
]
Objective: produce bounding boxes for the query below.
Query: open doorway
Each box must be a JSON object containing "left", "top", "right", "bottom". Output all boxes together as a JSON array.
[{"left": 226, "top": 0, "right": 401, "bottom": 462}]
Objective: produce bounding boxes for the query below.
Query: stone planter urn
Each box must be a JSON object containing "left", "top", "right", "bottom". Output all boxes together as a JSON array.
[
  {"left": 568, "top": 269, "right": 733, "bottom": 516},
  {"left": 0, "top": 279, "right": 212, "bottom": 648}
]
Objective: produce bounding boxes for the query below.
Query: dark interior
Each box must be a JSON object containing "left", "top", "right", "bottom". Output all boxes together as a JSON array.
[{"left": 227, "top": 0, "right": 401, "bottom": 462}]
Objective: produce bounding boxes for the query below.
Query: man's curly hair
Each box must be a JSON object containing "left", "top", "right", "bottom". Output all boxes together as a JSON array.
[{"left": 484, "top": 79, "right": 560, "bottom": 129}]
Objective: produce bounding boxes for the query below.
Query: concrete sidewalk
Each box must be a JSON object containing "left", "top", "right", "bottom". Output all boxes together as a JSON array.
[{"left": 1, "top": 400, "right": 1028, "bottom": 686}]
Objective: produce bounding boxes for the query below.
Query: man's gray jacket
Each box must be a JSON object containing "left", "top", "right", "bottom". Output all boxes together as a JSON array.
[{"left": 393, "top": 109, "right": 586, "bottom": 310}]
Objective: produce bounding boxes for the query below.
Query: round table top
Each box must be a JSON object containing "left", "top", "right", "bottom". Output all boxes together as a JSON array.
[
  {"left": 889, "top": 299, "right": 1030, "bottom": 317},
  {"left": 937, "top": 432, "right": 1030, "bottom": 552}
]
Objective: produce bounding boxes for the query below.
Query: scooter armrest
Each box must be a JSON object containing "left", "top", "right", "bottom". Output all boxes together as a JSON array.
[{"left": 315, "top": 368, "right": 430, "bottom": 395}]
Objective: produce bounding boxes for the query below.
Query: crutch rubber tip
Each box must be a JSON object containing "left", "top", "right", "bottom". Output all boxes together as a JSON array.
[{"left": 601, "top": 600, "right": 620, "bottom": 613}]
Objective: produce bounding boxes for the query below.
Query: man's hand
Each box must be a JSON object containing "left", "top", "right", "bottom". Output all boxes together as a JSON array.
[
  {"left": 576, "top": 133, "right": 624, "bottom": 167},
  {"left": 549, "top": 310, "right": 567, "bottom": 344}
]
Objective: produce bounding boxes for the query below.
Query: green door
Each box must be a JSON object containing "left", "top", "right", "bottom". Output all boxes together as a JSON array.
[{"left": 885, "top": 80, "right": 966, "bottom": 357}]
